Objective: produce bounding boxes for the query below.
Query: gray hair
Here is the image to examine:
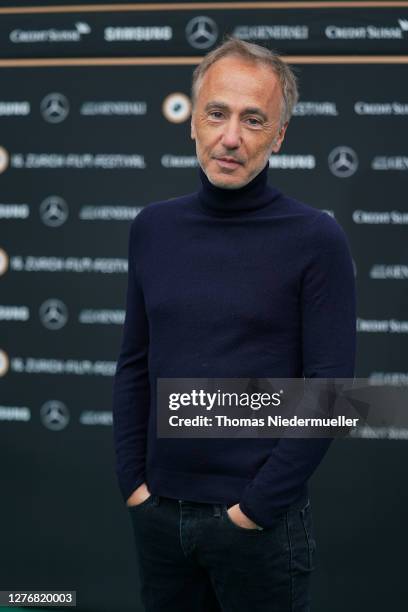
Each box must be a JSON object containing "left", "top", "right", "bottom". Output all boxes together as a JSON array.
[{"left": 191, "top": 36, "right": 299, "bottom": 129}]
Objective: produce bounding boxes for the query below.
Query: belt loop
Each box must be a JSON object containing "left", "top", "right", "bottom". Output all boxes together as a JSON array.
[
  {"left": 213, "top": 504, "right": 221, "bottom": 518},
  {"left": 152, "top": 494, "right": 160, "bottom": 506}
]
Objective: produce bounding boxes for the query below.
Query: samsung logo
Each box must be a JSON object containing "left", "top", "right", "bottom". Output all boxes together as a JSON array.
[{"left": 104, "top": 26, "right": 172, "bottom": 42}]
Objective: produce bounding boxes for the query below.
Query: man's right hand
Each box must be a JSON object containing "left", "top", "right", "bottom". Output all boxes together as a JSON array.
[{"left": 126, "top": 482, "right": 151, "bottom": 507}]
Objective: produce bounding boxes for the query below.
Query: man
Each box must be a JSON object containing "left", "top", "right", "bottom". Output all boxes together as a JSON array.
[{"left": 112, "top": 37, "right": 356, "bottom": 612}]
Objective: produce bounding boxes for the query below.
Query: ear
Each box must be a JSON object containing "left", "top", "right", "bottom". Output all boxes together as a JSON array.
[
  {"left": 190, "top": 115, "right": 196, "bottom": 141},
  {"left": 271, "top": 122, "right": 288, "bottom": 153}
]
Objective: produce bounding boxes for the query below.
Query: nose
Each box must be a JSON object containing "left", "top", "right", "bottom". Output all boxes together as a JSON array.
[{"left": 220, "top": 117, "right": 241, "bottom": 149}]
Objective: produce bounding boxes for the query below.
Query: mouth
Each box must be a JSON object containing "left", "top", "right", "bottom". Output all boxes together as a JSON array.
[{"left": 214, "top": 157, "right": 243, "bottom": 170}]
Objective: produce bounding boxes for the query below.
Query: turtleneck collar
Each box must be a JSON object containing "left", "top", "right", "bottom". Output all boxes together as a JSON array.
[{"left": 197, "top": 161, "right": 280, "bottom": 215}]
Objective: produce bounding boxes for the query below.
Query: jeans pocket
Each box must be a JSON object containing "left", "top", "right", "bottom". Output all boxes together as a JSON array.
[
  {"left": 284, "top": 500, "right": 316, "bottom": 575},
  {"left": 299, "top": 503, "right": 316, "bottom": 571},
  {"left": 127, "top": 494, "right": 154, "bottom": 512},
  {"left": 222, "top": 505, "right": 262, "bottom": 534}
]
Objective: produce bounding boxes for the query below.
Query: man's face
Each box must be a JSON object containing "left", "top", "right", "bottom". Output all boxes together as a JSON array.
[{"left": 191, "top": 55, "right": 288, "bottom": 189}]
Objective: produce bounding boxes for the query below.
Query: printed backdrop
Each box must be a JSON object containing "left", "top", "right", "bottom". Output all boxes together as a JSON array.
[{"left": 1, "top": 2, "right": 407, "bottom": 611}]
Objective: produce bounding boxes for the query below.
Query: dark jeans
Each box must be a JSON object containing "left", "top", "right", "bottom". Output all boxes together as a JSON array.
[{"left": 128, "top": 494, "right": 316, "bottom": 612}]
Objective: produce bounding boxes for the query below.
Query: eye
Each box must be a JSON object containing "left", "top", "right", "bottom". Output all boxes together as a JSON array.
[
  {"left": 208, "top": 111, "right": 224, "bottom": 120},
  {"left": 245, "top": 117, "right": 262, "bottom": 127}
]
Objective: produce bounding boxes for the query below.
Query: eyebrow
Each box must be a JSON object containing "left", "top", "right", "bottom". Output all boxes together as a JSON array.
[{"left": 204, "top": 100, "right": 268, "bottom": 122}]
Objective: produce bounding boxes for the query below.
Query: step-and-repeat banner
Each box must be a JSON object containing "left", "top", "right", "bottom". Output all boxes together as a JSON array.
[{"left": 1, "top": 2, "right": 407, "bottom": 611}]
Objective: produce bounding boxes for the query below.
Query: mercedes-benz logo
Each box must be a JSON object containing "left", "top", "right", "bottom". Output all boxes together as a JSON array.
[
  {"left": 186, "top": 16, "right": 218, "bottom": 49},
  {"left": 40, "top": 195, "right": 69, "bottom": 226},
  {"left": 328, "top": 146, "right": 359, "bottom": 178},
  {"left": 40, "top": 93, "right": 70, "bottom": 123},
  {"left": 40, "top": 400, "right": 70, "bottom": 431},
  {"left": 39, "top": 299, "right": 68, "bottom": 330}
]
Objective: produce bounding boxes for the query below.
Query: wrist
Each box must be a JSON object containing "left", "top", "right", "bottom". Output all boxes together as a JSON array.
[
  {"left": 126, "top": 482, "right": 150, "bottom": 506},
  {"left": 238, "top": 502, "right": 264, "bottom": 530}
]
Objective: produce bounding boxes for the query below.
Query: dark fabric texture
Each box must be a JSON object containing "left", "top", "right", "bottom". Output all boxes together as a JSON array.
[
  {"left": 112, "top": 162, "right": 356, "bottom": 528},
  {"left": 128, "top": 494, "right": 315, "bottom": 612}
]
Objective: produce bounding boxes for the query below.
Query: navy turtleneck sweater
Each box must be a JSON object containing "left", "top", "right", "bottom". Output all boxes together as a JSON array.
[{"left": 112, "top": 161, "right": 356, "bottom": 528}]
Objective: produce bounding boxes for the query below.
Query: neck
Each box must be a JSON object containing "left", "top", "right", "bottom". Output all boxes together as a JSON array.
[{"left": 197, "top": 161, "right": 280, "bottom": 214}]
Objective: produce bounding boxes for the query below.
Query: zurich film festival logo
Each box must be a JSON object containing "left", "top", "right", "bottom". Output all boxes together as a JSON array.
[
  {"left": 186, "top": 16, "right": 218, "bottom": 49},
  {"left": 0, "top": 146, "right": 10, "bottom": 174},
  {"left": 39, "top": 299, "right": 68, "bottom": 330},
  {"left": 162, "top": 93, "right": 191, "bottom": 123},
  {"left": 0, "top": 349, "right": 10, "bottom": 377},
  {"left": 328, "top": 146, "right": 359, "bottom": 177},
  {"left": 40, "top": 195, "right": 69, "bottom": 226},
  {"left": 0, "top": 248, "right": 9, "bottom": 275},
  {"left": 40, "top": 400, "right": 70, "bottom": 431},
  {"left": 40, "top": 93, "right": 70, "bottom": 123}
]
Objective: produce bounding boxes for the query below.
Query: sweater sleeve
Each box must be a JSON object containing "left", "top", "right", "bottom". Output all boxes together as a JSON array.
[
  {"left": 239, "top": 212, "right": 356, "bottom": 529},
  {"left": 112, "top": 213, "right": 150, "bottom": 504}
]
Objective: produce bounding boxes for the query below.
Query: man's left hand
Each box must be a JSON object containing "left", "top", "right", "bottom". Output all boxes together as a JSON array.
[{"left": 227, "top": 503, "right": 262, "bottom": 529}]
